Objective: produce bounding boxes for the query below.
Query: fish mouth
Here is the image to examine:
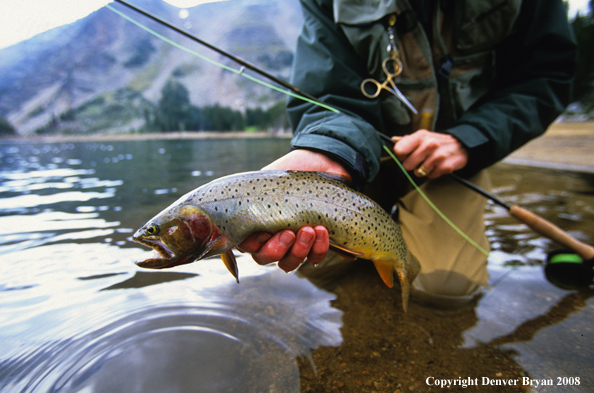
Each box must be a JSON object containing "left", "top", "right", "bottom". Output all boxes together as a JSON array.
[{"left": 133, "top": 236, "right": 177, "bottom": 269}]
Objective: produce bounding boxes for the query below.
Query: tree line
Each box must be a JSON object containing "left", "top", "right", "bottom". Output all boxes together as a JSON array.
[
  {"left": 2, "top": 3, "right": 593, "bottom": 136},
  {"left": 146, "top": 79, "right": 288, "bottom": 133}
]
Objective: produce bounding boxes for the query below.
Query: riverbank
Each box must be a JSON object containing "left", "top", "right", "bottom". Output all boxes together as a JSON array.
[
  {"left": 3, "top": 121, "right": 593, "bottom": 171},
  {"left": 505, "top": 121, "right": 594, "bottom": 172},
  {"left": 0, "top": 131, "right": 292, "bottom": 144}
]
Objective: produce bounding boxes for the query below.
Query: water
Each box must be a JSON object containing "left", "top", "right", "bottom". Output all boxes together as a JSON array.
[
  {"left": 0, "top": 138, "right": 342, "bottom": 393},
  {"left": 465, "top": 164, "right": 594, "bottom": 390},
  {"left": 1, "top": 137, "right": 593, "bottom": 392}
]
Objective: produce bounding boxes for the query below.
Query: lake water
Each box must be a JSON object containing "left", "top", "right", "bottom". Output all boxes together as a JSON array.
[{"left": 1, "top": 137, "right": 593, "bottom": 392}]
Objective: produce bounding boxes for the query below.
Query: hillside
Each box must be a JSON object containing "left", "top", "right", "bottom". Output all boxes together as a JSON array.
[{"left": 0, "top": 0, "right": 302, "bottom": 135}]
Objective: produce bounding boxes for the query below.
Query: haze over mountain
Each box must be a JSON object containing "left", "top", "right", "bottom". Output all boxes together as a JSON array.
[{"left": 0, "top": 0, "right": 302, "bottom": 135}]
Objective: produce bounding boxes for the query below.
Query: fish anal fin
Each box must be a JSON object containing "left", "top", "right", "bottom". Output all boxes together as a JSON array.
[
  {"left": 372, "top": 260, "right": 395, "bottom": 288},
  {"left": 221, "top": 250, "right": 239, "bottom": 283},
  {"left": 329, "top": 241, "right": 364, "bottom": 261}
]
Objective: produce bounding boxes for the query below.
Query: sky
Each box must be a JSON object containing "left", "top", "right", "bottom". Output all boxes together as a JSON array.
[{"left": 0, "top": 0, "right": 590, "bottom": 51}]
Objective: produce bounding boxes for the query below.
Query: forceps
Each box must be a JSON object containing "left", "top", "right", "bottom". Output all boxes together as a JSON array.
[{"left": 360, "top": 56, "right": 418, "bottom": 115}]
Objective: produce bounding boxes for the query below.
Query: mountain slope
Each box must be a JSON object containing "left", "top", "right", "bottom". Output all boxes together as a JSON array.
[{"left": 0, "top": 0, "right": 302, "bottom": 135}]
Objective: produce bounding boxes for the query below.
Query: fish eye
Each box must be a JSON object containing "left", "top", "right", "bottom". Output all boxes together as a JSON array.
[{"left": 145, "top": 224, "right": 160, "bottom": 236}]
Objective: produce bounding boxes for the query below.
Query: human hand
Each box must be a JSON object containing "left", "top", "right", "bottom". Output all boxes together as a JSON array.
[
  {"left": 238, "top": 226, "right": 329, "bottom": 272},
  {"left": 238, "top": 149, "right": 347, "bottom": 271},
  {"left": 261, "top": 149, "right": 352, "bottom": 180},
  {"left": 392, "top": 130, "right": 468, "bottom": 179}
]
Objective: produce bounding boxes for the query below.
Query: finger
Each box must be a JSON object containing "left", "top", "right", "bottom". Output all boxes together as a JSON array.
[
  {"left": 415, "top": 163, "right": 432, "bottom": 178},
  {"left": 393, "top": 134, "right": 420, "bottom": 162},
  {"left": 237, "top": 232, "right": 272, "bottom": 253},
  {"left": 307, "top": 226, "right": 329, "bottom": 266},
  {"left": 251, "top": 230, "right": 296, "bottom": 266},
  {"left": 278, "top": 227, "right": 316, "bottom": 272},
  {"left": 400, "top": 134, "right": 440, "bottom": 173}
]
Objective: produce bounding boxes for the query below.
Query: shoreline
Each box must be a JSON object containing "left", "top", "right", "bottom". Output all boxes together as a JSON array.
[
  {"left": 2, "top": 121, "right": 593, "bottom": 172},
  {"left": 0, "top": 131, "right": 292, "bottom": 144},
  {"left": 503, "top": 120, "right": 594, "bottom": 173}
]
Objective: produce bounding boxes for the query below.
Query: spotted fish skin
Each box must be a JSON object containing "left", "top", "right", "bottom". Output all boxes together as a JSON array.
[{"left": 133, "top": 171, "right": 418, "bottom": 310}]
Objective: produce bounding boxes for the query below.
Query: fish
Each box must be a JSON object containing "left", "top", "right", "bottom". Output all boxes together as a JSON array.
[{"left": 133, "top": 170, "right": 419, "bottom": 310}]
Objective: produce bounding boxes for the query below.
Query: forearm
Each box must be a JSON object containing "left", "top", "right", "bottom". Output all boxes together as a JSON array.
[{"left": 287, "top": 0, "right": 384, "bottom": 186}]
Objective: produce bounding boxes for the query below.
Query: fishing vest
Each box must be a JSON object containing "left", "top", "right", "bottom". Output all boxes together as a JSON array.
[{"left": 333, "top": 0, "right": 522, "bottom": 133}]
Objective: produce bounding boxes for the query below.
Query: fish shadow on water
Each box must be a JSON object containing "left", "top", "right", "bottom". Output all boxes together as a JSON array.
[
  {"left": 296, "top": 260, "right": 593, "bottom": 392},
  {"left": 99, "top": 271, "right": 198, "bottom": 291}
]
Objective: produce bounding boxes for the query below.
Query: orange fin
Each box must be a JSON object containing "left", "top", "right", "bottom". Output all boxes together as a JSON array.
[
  {"left": 372, "top": 260, "right": 395, "bottom": 288},
  {"left": 221, "top": 250, "right": 239, "bottom": 283},
  {"left": 373, "top": 253, "right": 419, "bottom": 312},
  {"left": 329, "top": 241, "right": 364, "bottom": 261}
]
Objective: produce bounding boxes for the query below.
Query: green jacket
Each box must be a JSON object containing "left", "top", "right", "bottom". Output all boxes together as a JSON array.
[{"left": 287, "top": 0, "right": 576, "bottom": 188}]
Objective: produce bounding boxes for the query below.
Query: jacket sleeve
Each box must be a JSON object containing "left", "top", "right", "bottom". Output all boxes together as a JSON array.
[
  {"left": 287, "top": 0, "right": 385, "bottom": 188},
  {"left": 448, "top": 0, "right": 577, "bottom": 177}
]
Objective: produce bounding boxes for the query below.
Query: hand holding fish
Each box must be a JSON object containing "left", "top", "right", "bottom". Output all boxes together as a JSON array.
[
  {"left": 133, "top": 165, "right": 418, "bottom": 310},
  {"left": 238, "top": 149, "right": 348, "bottom": 272},
  {"left": 238, "top": 226, "right": 329, "bottom": 272},
  {"left": 260, "top": 149, "right": 353, "bottom": 181},
  {"left": 393, "top": 130, "right": 468, "bottom": 178}
]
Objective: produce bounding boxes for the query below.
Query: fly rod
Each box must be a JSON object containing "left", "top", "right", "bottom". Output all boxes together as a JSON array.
[
  {"left": 113, "top": 0, "right": 593, "bottom": 287},
  {"left": 451, "top": 173, "right": 594, "bottom": 259},
  {"left": 114, "top": 0, "right": 326, "bottom": 107},
  {"left": 383, "top": 136, "right": 594, "bottom": 262}
]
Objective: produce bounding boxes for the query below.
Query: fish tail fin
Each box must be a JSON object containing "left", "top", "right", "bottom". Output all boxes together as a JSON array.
[
  {"left": 373, "top": 252, "right": 419, "bottom": 312},
  {"left": 221, "top": 250, "right": 239, "bottom": 283}
]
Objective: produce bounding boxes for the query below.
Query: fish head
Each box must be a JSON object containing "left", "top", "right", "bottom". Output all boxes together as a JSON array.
[{"left": 133, "top": 205, "right": 221, "bottom": 269}]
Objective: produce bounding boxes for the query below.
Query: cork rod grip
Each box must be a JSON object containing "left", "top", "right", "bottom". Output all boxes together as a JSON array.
[{"left": 508, "top": 204, "right": 594, "bottom": 260}]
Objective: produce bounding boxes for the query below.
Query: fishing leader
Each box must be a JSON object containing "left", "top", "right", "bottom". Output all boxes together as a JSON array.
[{"left": 239, "top": 0, "right": 577, "bottom": 307}]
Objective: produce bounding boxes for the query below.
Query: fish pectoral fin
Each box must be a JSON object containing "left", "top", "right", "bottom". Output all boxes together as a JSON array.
[
  {"left": 328, "top": 241, "right": 365, "bottom": 261},
  {"left": 221, "top": 250, "right": 239, "bottom": 283},
  {"left": 196, "top": 236, "right": 229, "bottom": 260}
]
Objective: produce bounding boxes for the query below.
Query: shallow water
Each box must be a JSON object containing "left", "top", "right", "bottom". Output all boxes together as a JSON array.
[
  {"left": 467, "top": 164, "right": 594, "bottom": 391},
  {"left": 0, "top": 138, "right": 592, "bottom": 392},
  {"left": 0, "top": 138, "right": 342, "bottom": 393}
]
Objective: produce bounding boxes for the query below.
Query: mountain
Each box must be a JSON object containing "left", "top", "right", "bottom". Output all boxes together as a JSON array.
[{"left": 0, "top": 0, "right": 303, "bottom": 135}]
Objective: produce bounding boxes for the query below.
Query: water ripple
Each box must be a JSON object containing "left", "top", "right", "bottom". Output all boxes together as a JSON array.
[{"left": 0, "top": 245, "right": 342, "bottom": 393}]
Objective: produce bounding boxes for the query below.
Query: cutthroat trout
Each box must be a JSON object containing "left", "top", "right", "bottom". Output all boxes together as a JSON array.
[{"left": 133, "top": 171, "right": 419, "bottom": 310}]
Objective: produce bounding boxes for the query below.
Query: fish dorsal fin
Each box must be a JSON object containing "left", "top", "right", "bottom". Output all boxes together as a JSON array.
[
  {"left": 315, "top": 172, "right": 352, "bottom": 186},
  {"left": 328, "top": 241, "right": 364, "bottom": 261},
  {"left": 221, "top": 250, "right": 239, "bottom": 283}
]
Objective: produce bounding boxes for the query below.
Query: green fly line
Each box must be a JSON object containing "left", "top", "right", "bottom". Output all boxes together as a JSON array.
[
  {"left": 108, "top": 4, "right": 489, "bottom": 257},
  {"left": 383, "top": 145, "right": 490, "bottom": 256}
]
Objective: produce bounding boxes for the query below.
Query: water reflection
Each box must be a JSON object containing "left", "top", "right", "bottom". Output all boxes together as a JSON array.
[
  {"left": 0, "top": 138, "right": 345, "bottom": 393},
  {"left": 0, "top": 243, "right": 342, "bottom": 393}
]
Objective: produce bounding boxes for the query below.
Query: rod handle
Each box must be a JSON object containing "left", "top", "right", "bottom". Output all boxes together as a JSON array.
[{"left": 508, "top": 204, "right": 594, "bottom": 260}]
